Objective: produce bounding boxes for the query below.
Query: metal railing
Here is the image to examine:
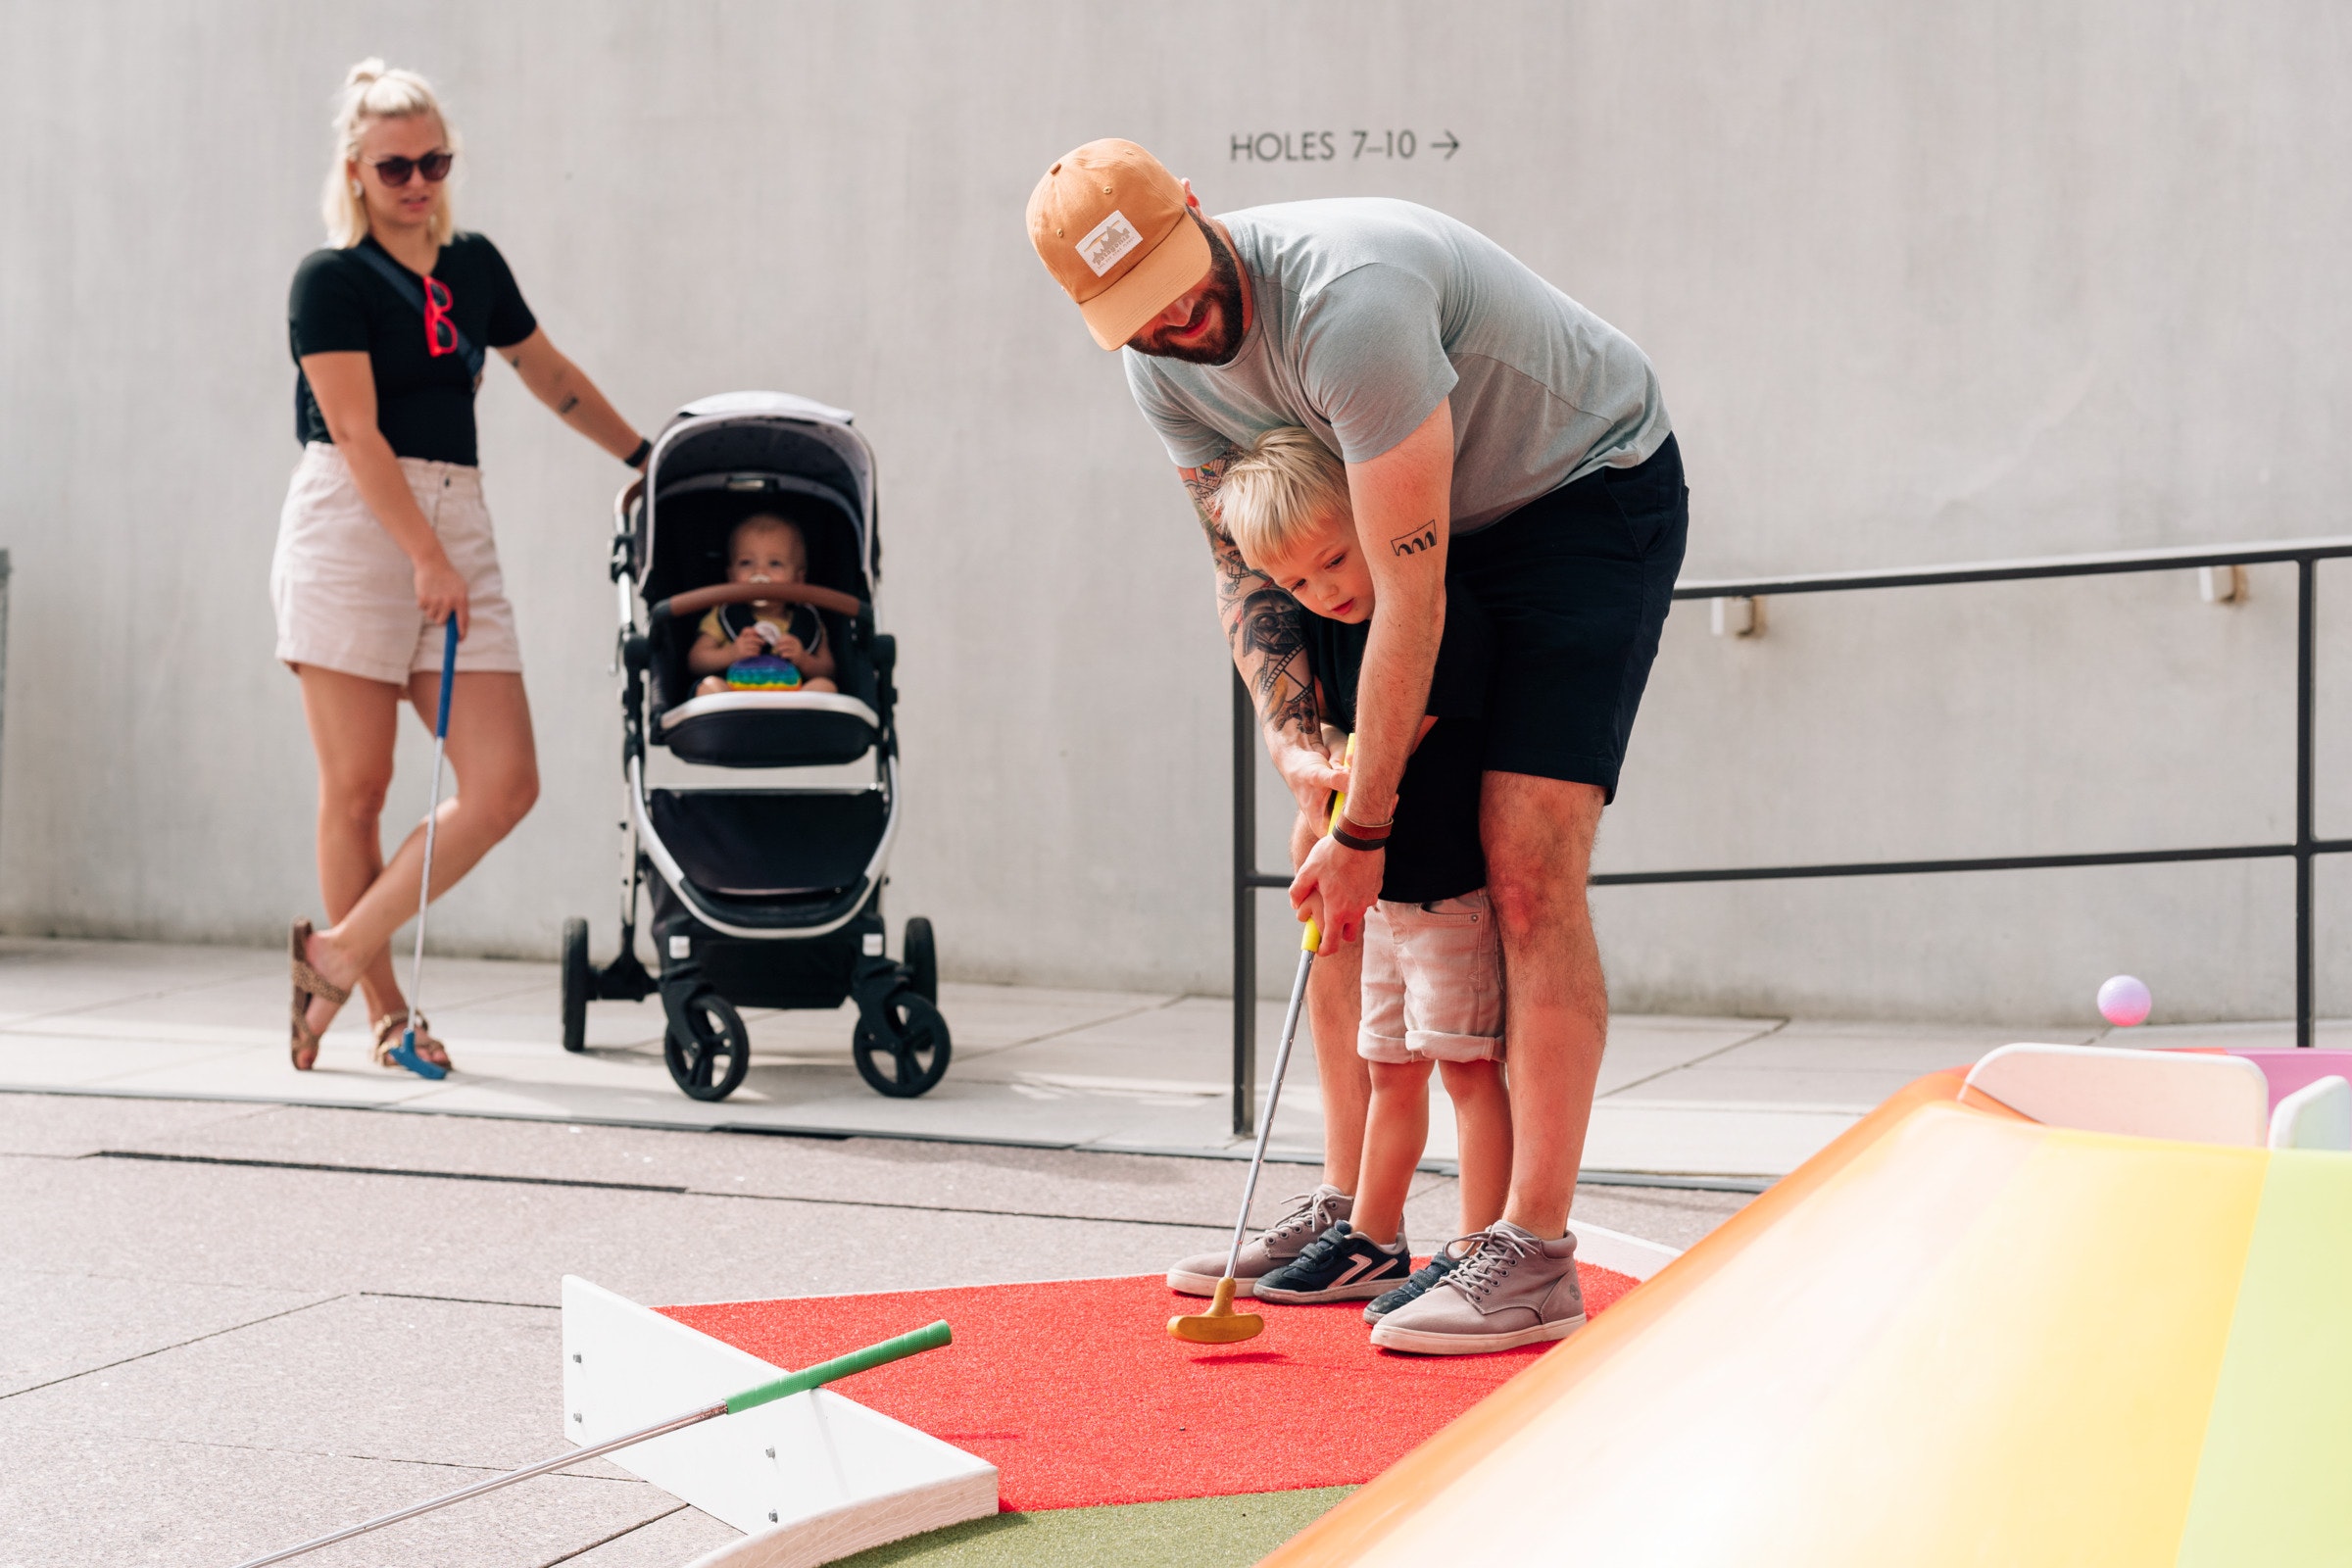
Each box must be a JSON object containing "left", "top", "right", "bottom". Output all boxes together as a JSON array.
[{"left": 1231, "top": 534, "right": 2352, "bottom": 1134}]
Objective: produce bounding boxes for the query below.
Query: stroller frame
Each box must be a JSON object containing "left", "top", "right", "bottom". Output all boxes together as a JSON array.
[{"left": 561, "top": 392, "right": 949, "bottom": 1102}]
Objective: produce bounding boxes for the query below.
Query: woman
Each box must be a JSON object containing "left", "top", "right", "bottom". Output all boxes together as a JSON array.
[{"left": 277, "top": 60, "right": 648, "bottom": 1072}]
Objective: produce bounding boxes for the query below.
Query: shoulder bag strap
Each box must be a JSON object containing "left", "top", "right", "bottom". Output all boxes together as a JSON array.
[{"left": 349, "top": 244, "right": 487, "bottom": 379}]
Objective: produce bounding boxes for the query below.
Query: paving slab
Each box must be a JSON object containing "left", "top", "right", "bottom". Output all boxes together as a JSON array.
[
  {"left": 0, "top": 937, "right": 2217, "bottom": 1184},
  {"left": 0, "top": 1416, "right": 674, "bottom": 1568},
  {"left": 0, "top": 1266, "right": 332, "bottom": 1398},
  {"left": 560, "top": 1503, "right": 739, "bottom": 1565},
  {"left": 0, "top": 1153, "right": 1223, "bottom": 1308},
  {"left": 95, "top": 1102, "right": 1335, "bottom": 1231}
]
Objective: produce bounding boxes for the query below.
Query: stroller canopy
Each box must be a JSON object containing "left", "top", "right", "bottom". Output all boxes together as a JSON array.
[{"left": 639, "top": 392, "right": 878, "bottom": 598}]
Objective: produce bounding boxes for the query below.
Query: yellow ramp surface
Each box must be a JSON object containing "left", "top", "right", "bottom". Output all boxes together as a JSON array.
[{"left": 1268, "top": 1088, "right": 2352, "bottom": 1567}]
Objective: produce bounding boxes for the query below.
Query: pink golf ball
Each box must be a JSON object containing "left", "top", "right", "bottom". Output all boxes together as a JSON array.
[{"left": 2098, "top": 974, "right": 2152, "bottom": 1028}]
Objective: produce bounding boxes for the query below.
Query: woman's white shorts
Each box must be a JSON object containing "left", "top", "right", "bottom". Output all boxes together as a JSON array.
[{"left": 270, "top": 442, "right": 523, "bottom": 684}]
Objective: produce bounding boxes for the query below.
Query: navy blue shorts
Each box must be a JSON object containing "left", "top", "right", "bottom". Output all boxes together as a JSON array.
[{"left": 1449, "top": 433, "right": 1689, "bottom": 802}]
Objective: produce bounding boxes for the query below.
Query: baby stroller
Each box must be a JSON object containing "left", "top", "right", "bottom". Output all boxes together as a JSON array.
[{"left": 559, "top": 391, "right": 950, "bottom": 1102}]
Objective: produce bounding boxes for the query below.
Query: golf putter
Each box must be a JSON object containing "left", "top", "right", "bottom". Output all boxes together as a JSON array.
[
  {"left": 386, "top": 615, "right": 459, "bottom": 1081},
  {"left": 1171, "top": 738, "right": 1353, "bottom": 1346}
]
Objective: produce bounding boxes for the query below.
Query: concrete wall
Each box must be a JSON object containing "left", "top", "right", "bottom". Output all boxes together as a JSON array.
[{"left": 4, "top": 1, "right": 2349, "bottom": 1023}]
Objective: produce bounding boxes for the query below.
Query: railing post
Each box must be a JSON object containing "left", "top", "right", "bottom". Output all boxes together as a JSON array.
[
  {"left": 2298, "top": 556, "right": 2317, "bottom": 1048},
  {"left": 1232, "top": 671, "right": 1258, "bottom": 1133}
]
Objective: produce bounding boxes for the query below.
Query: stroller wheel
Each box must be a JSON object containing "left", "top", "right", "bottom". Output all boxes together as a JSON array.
[
  {"left": 664, "top": 988, "right": 751, "bottom": 1102},
  {"left": 853, "top": 990, "right": 952, "bottom": 1099},
  {"left": 560, "top": 918, "right": 591, "bottom": 1054},
  {"left": 904, "top": 916, "right": 938, "bottom": 1004}
]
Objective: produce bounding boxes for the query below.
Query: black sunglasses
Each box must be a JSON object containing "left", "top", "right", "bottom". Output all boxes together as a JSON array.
[{"left": 365, "top": 150, "right": 454, "bottom": 187}]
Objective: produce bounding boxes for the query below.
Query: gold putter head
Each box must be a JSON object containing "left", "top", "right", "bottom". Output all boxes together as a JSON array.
[{"left": 1167, "top": 1276, "right": 1264, "bottom": 1345}]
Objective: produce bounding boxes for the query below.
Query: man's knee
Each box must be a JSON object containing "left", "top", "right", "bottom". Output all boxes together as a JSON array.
[{"left": 1481, "top": 775, "right": 1603, "bottom": 941}]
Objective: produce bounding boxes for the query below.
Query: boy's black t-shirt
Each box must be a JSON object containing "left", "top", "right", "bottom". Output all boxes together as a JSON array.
[
  {"left": 287, "top": 232, "right": 539, "bottom": 466},
  {"left": 1301, "top": 584, "right": 1494, "bottom": 904}
]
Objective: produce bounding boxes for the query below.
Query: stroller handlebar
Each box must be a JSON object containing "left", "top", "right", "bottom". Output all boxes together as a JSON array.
[{"left": 651, "top": 581, "right": 870, "bottom": 626}]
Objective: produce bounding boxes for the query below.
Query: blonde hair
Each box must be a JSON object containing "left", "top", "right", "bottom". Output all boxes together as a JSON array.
[
  {"left": 1217, "top": 427, "right": 1352, "bottom": 567},
  {"left": 319, "top": 59, "right": 459, "bottom": 248}
]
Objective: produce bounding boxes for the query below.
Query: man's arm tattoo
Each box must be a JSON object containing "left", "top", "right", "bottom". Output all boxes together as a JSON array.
[{"left": 556, "top": 393, "right": 581, "bottom": 416}]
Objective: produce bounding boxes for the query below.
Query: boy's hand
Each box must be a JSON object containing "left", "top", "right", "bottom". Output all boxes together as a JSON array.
[
  {"left": 1267, "top": 730, "right": 1349, "bottom": 820},
  {"left": 771, "top": 634, "right": 806, "bottom": 662},
  {"left": 732, "top": 627, "right": 768, "bottom": 660}
]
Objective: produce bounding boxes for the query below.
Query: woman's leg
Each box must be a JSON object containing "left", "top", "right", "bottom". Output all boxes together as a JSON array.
[
  {"left": 297, "top": 667, "right": 408, "bottom": 1049},
  {"left": 1438, "top": 1058, "right": 1513, "bottom": 1237},
  {"left": 302, "top": 672, "right": 540, "bottom": 1037},
  {"left": 1351, "top": 1057, "right": 1433, "bottom": 1247}
]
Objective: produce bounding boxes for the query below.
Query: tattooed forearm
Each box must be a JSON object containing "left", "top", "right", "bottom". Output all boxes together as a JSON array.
[
  {"left": 1181, "top": 447, "right": 1321, "bottom": 745},
  {"left": 556, "top": 393, "right": 580, "bottom": 416}
]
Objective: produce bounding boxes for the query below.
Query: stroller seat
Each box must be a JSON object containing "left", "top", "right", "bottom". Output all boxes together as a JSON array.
[{"left": 659, "top": 689, "right": 881, "bottom": 768}]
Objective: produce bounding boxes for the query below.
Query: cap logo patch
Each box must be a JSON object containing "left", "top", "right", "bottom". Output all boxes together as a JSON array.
[{"left": 1076, "top": 209, "right": 1144, "bottom": 277}]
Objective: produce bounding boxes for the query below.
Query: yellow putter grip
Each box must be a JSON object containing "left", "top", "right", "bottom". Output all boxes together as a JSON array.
[{"left": 1302, "top": 735, "right": 1358, "bottom": 953}]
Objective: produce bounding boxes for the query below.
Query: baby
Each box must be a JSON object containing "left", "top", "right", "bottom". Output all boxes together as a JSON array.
[
  {"left": 1214, "top": 428, "right": 1519, "bottom": 1348},
  {"left": 689, "top": 513, "right": 839, "bottom": 696}
]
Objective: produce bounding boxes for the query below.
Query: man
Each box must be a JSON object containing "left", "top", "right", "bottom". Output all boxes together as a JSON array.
[{"left": 1028, "top": 140, "right": 1686, "bottom": 1352}]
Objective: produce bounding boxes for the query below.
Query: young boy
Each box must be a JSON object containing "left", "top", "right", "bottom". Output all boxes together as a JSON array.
[
  {"left": 1219, "top": 428, "right": 1517, "bottom": 1335},
  {"left": 689, "top": 513, "right": 840, "bottom": 696}
]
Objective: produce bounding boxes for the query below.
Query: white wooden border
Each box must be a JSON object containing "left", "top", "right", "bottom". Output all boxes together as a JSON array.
[
  {"left": 1962, "top": 1042, "right": 2270, "bottom": 1147},
  {"left": 1570, "top": 1219, "right": 1683, "bottom": 1281},
  {"left": 561, "top": 1277, "right": 997, "bottom": 1568}
]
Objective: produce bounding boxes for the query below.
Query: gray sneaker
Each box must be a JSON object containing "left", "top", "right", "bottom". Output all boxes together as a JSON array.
[
  {"left": 1166, "top": 1185, "right": 1353, "bottom": 1298},
  {"left": 1367, "top": 1222, "right": 1587, "bottom": 1355}
]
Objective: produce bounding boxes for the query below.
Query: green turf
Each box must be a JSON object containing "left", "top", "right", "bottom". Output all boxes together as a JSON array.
[{"left": 834, "top": 1487, "right": 1356, "bottom": 1567}]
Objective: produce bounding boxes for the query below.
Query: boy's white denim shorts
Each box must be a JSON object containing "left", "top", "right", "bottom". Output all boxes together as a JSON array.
[
  {"left": 271, "top": 442, "right": 524, "bottom": 684},
  {"left": 1358, "top": 890, "right": 1504, "bottom": 1064}
]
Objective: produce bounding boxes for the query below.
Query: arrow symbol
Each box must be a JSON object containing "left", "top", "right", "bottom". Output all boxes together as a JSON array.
[{"left": 1432, "top": 130, "right": 1460, "bottom": 160}]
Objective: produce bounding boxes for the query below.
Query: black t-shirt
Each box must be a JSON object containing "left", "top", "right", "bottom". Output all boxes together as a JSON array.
[
  {"left": 1302, "top": 584, "right": 1494, "bottom": 904},
  {"left": 287, "top": 232, "right": 538, "bottom": 466}
]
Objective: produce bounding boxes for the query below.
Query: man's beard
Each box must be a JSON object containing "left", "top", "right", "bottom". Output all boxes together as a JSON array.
[{"left": 1129, "top": 216, "right": 1248, "bottom": 366}]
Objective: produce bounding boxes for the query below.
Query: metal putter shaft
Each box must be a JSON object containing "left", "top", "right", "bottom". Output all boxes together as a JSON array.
[
  {"left": 1170, "top": 741, "right": 1353, "bottom": 1345},
  {"left": 225, "top": 1320, "right": 953, "bottom": 1568},
  {"left": 389, "top": 615, "right": 459, "bottom": 1081}
]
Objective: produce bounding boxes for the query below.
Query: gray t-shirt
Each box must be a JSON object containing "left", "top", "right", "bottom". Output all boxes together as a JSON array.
[{"left": 1124, "top": 198, "right": 1671, "bottom": 533}]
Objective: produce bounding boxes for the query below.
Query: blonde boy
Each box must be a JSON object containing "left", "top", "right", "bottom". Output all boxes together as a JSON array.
[{"left": 1218, "top": 429, "right": 1520, "bottom": 1340}]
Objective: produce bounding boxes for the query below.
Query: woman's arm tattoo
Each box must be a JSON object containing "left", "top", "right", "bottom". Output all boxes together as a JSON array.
[{"left": 1182, "top": 448, "right": 1320, "bottom": 744}]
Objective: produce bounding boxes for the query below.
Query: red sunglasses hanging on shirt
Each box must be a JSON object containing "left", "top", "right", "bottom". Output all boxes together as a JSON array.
[{"left": 421, "top": 276, "right": 459, "bottom": 359}]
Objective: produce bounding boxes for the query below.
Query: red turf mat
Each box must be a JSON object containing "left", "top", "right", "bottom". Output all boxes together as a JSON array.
[{"left": 662, "top": 1264, "right": 1636, "bottom": 1510}]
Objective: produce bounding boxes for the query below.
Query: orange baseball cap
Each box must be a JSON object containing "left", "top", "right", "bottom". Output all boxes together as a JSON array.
[{"left": 1026, "top": 139, "right": 1212, "bottom": 351}]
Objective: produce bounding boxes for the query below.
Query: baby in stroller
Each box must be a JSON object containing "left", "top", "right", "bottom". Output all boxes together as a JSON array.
[{"left": 689, "top": 513, "right": 840, "bottom": 695}]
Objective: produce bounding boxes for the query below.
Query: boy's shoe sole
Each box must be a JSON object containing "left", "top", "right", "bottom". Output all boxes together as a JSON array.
[
  {"left": 1369, "top": 1311, "right": 1588, "bottom": 1356},
  {"left": 1166, "top": 1268, "right": 1256, "bottom": 1298}
]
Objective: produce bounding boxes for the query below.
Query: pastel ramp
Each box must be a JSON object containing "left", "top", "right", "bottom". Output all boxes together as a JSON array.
[{"left": 1265, "top": 1046, "right": 2352, "bottom": 1567}]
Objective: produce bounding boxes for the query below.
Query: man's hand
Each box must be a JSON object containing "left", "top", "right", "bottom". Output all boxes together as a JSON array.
[{"left": 1292, "top": 836, "right": 1384, "bottom": 953}]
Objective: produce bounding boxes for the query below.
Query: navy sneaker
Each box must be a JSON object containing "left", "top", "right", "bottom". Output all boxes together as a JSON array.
[
  {"left": 1362, "top": 1248, "right": 1462, "bottom": 1324},
  {"left": 1254, "top": 1221, "right": 1412, "bottom": 1303}
]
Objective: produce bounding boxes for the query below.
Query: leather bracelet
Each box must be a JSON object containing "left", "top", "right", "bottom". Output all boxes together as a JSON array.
[
  {"left": 624, "top": 436, "right": 653, "bottom": 468},
  {"left": 1330, "top": 823, "right": 1390, "bottom": 853},
  {"left": 1342, "top": 809, "right": 1396, "bottom": 834}
]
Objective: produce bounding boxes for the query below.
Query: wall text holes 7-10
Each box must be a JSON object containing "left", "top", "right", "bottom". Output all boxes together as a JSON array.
[{"left": 1230, "top": 130, "right": 1460, "bottom": 163}]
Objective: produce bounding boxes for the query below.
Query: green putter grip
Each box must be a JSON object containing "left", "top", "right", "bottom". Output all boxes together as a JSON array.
[{"left": 725, "top": 1320, "right": 952, "bottom": 1415}]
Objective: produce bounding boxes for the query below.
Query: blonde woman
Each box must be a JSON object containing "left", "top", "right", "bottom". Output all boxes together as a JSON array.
[{"left": 277, "top": 60, "right": 647, "bottom": 1072}]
